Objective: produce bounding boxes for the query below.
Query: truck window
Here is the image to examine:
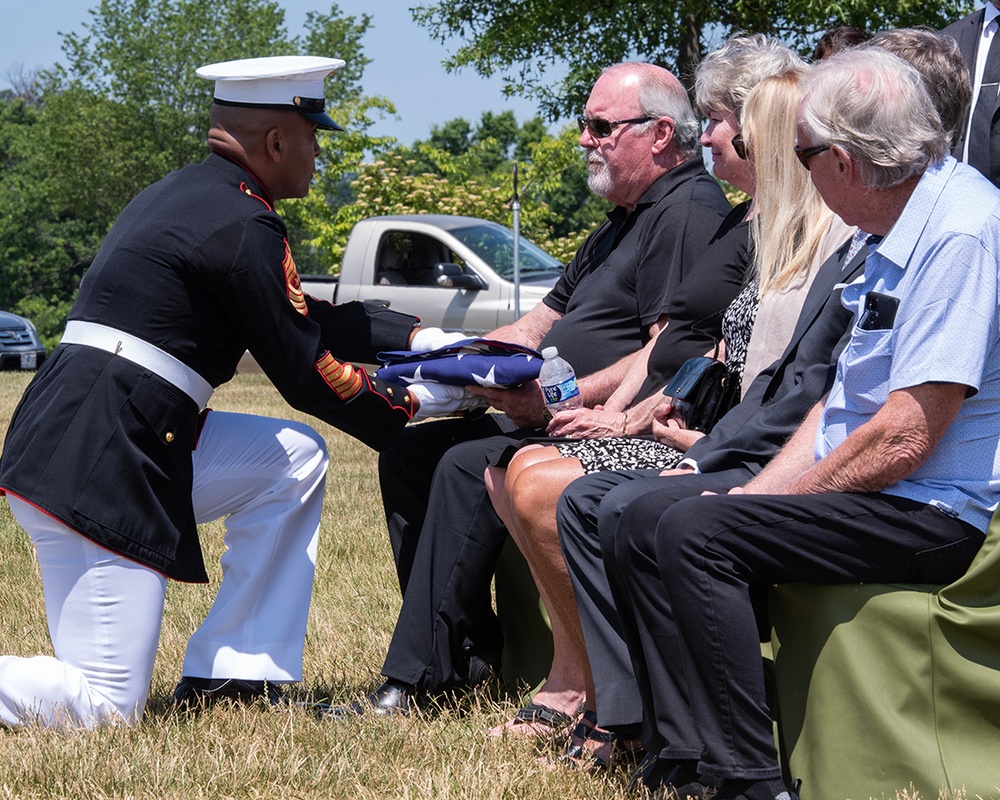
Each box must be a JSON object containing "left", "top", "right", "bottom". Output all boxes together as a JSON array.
[
  {"left": 447, "top": 224, "right": 563, "bottom": 281},
  {"left": 375, "top": 231, "right": 461, "bottom": 287}
]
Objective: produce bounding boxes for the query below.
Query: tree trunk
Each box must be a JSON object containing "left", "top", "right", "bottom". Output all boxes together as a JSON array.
[{"left": 676, "top": 9, "right": 703, "bottom": 103}]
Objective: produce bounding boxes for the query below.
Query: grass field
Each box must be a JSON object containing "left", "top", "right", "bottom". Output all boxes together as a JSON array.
[
  {"left": 0, "top": 371, "right": 991, "bottom": 799},
  {"left": 0, "top": 371, "right": 635, "bottom": 799}
]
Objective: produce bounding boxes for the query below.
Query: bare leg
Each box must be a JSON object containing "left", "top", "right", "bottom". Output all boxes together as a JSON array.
[
  {"left": 485, "top": 444, "right": 551, "bottom": 531},
  {"left": 485, "top": 447, "right": 590, "bottom": 736},
  {"left": 508, "top": 456, "right": 595, "bottom": 706}
]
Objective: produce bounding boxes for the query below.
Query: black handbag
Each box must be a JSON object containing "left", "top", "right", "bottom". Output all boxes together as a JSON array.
[{"left": 661, "top": 356, "right": 736, "bottom": 433}]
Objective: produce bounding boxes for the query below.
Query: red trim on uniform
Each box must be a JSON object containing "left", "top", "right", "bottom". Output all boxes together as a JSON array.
[
  {"left": 239, "top": 181, "right": 273, "bottom": 210},
  {"left": 2, "top": 490, "right": 177, "bottom": 580},
  {"left": 365, "top": 370, "right": 415, "bottom": 420},
  {"left": 311, "top": 353, "right": 412, "bottom": 418},
  {"left": 2, "top": 489, "right": 64, "bottom": 522},
  {"left": 210, "top": 150, "right": 275, "bottom": 208}
]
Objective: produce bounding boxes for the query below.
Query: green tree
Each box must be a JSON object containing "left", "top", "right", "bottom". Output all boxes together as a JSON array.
[
  {"left": 471, "top": 110, "right": 518, "bottom": 171},
  {"left": 413, "top": 0, "right": 976, "bottom": 118},
  {"left": 406, "top": 111, "right": 521, "bottom": 174},
  {"left": 0, "top": 0, "right": 389, "bottom": 339},
  {"left": 47, "top": 0, "right": 377, "bottom": 247},
  {"left": 305, "top": 120, "right": 607, "bottom": 271},
  {"left": 429, "top": 117, "right": 475, "bottom": 156},
  {"left": 514, "top": 116, "right": 548, "bottom": 162}
]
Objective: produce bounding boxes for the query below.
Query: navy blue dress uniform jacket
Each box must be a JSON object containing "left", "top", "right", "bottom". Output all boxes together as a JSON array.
[{"left": 0, "top": 153, "right": 416, "bottom": 583}]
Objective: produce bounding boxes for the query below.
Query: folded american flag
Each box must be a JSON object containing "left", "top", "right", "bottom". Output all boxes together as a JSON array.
[{"left": 376, "top": 338, "right": 543, "bottom": 388}]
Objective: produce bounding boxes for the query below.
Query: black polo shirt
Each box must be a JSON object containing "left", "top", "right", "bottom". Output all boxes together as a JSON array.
[
  {"left": 540, "top": 157, "right": 733, "bottom": 377},
  {"left": 638, "top": 201, "right": 754, "bottom": 399}
]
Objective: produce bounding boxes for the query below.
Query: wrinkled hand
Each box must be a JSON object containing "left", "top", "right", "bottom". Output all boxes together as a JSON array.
[
  {"left": 409, "top": 327, "right": 471, "bottom": 352},
  {"left": 651, "top": 397, "right": 704, "bottom": 452},
  {"left": 653, "top": 416, "right": 705, "bottom": 451},
  {"left": 408, "top": 382, "right": 487, "bottom": 421},
  {"left": 468, "top": 381, "right": 546, "bottom": 428},
  {"left": 547, "top": 405, "right": 621, "bottom": 438},
  {"left": 699, "top": 486, "right": 751, "bottom": 496}
]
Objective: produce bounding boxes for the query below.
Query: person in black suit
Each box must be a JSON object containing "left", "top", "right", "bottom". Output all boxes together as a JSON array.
[
  {"left": 557, "top": 233, "right": 867, "bottom": 762},
  {"left": 943, "top": 3, "right": 1000, "bottom": 184}
]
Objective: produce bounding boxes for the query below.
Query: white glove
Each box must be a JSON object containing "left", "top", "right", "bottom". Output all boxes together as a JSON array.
[
  {"left": 410, "top": 327, "right": 471, "bottom": 353},
  {"left": 409, "top": 382, "right": 488, "bottom": 421}
]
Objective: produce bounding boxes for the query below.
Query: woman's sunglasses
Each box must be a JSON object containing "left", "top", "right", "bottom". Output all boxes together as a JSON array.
[{"left": 731, "top": 134, "right": 748, "bottom": 160}]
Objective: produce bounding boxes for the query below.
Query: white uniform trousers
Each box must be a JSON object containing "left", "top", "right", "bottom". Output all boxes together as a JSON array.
[{"left": 0, "top": 410, "right": 328, "bottom": 728}]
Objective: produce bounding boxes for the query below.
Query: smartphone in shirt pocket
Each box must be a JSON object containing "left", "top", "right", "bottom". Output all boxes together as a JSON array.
[{"left": 858, "top": 291, "right": 899, "bottom": 331}]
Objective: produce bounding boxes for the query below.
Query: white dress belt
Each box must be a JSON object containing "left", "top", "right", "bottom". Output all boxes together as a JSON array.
[{"left": 61, "top": 320, "right": 214, "bottom": 410}]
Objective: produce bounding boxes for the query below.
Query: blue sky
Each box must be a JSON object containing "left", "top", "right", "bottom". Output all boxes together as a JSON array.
[{"left": 1, "top": 0, "right": 568, "bottom": 145}]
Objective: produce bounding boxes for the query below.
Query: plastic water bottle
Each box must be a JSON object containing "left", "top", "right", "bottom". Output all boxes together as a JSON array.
[{"left": 539, "top": 346, "right": 581, "bottom": 413}]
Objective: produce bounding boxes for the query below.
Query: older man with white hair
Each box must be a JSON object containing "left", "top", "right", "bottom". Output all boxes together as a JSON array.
[
  {"left": 612, "top": 46, "right": 1000, "bottom": 800},
  {"left": 339, "top": 60, "right": 733, "bottom": 719}
]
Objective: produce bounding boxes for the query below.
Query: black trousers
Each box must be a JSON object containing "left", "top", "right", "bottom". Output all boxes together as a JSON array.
[
  {"left": 377, "top": 414, "right": 537, "bottom": 691},
  {"left": 558, "top": 468, "right": 751, "bottom": 738},
  {"left": 614, "top": 488, "right": 985, "bottom": 783}
]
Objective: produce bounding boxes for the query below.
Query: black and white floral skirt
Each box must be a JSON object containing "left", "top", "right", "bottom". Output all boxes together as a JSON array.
[{"left": 553, "top": 436, "right": 683, "bottom": 474}]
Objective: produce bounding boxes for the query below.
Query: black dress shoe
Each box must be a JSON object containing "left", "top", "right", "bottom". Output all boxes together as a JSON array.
[
  {"left": 627, "top": 755, "right": 694, "bottom": 794},
  {"left": 321, "top": 679, "right": 416, "bottom": 718},
  {"left": 171, "top": 676, "right": 286, "bottom": 709},
  {"left": 654, "top": 781, "right": 718, "bottom": 800},
  {"left": 464, "top": 644, "right": 502, "bottom": 689},
  {"left": 628, "top": 752, "right": 661, "bottom": 794}
]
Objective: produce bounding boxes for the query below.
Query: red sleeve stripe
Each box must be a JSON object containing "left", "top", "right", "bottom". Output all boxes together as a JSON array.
[
  {"left": 283, "top": 240, "right": 308, "bottom": 316},
  {"left": 315, "top": 352, "right": 363, "bottom": 400}
]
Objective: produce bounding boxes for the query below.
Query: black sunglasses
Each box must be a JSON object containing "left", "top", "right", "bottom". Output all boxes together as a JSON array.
[
  {"left": 732, "top": 134, "right": 748, "bottom": 160},
  {"left": 578, "top": 115, "right": 655, "bottom": 139},
  {"left": 794, "top": 143, "right": 831, "bottom": 170}
]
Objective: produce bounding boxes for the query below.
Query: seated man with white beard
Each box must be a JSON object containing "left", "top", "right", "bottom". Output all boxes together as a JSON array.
[{"left": 333, "top": 61, "right": 734, "bottom": 716}]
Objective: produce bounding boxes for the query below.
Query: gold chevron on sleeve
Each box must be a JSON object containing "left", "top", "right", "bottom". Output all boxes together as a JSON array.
[
  {"left": 283, "top": 240, "right": 308, "bottom": 316},
  {"left": 315, "top": 352, "right": 363, "bottom": 400}
]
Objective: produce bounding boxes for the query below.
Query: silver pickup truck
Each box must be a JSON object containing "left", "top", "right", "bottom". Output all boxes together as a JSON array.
[
  {"left": 238, "top": 215, "right": 564, "bottom": 372},
  {"left": 301, "top": 214, "right": 564, "bottom": 333}
]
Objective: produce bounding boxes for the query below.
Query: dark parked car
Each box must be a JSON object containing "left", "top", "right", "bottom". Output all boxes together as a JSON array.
[{"left": 0, "top": 310, "right": 46, "bottom": 370}]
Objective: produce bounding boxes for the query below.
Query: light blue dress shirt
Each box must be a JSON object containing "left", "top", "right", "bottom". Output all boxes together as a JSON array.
[{"left": 817, "top": 156, "right": 1000, "bottom": 531}]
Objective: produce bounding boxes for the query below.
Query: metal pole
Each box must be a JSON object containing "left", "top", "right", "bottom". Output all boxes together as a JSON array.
[{"left": 512, "top": 163, "right": 521, "bottom": 320}]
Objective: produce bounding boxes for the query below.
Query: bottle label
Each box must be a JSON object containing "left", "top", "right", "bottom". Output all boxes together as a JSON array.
[{"left": 542, "top": 376, "right": 580, "bottom": 405}]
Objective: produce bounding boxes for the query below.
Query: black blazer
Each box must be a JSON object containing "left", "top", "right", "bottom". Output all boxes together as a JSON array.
[
  {"left": 685, "top": 235, "right": 868, "bottom": 474},
  {"left": 942, "top": 9, "right": 1000, "bottom": 187}
]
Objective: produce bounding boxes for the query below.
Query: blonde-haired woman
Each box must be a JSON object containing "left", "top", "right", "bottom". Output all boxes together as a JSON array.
[{"left": 657, "top": 67, "right": 852, "bottom": 453}]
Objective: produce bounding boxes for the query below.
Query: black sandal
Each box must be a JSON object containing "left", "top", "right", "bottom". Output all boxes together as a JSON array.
[
  {"left": 509, "top": 701, "right": 582, "bottom": 736},
  {"left": 559, "top": 709, "right": 620, "bottom": 771}
]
